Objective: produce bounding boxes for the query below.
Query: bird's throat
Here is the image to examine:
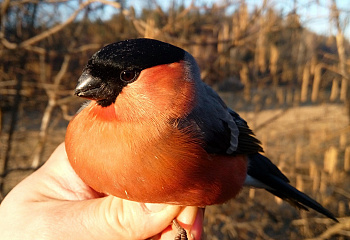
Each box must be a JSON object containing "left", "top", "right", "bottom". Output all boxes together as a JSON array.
[{"left": 87, "top": 102, "right": 117, "bottom": 122}]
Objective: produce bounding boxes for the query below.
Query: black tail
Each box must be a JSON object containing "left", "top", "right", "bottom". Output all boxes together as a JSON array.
[{"left": 247, "top": 153, "right": 338, "bottom": 222}]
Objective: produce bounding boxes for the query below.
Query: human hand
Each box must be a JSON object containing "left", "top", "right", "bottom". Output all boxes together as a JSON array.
[{"left": 0, "top": 143, "right": 203, "bottom": 240}]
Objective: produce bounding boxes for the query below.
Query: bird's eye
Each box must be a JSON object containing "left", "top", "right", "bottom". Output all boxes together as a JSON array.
[{"left": 120, "top": 70, "right": 139, "bottom": 83}]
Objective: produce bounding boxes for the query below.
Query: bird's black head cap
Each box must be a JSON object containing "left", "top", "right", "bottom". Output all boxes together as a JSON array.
[{"left": 90, "top": 38, "right": 185, "bottom": 71}]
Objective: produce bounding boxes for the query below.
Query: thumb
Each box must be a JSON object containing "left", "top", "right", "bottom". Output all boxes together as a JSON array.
[{"left": 88, "top": 196, "right": 182, "bottom": 240}]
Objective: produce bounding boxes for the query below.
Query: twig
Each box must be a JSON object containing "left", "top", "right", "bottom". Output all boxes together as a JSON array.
[
  {"left": 7, "top": 0, "right": 69, "bottom": 6},
  {"left": 72, "top": 43, "right": 102, "bottom": 53},
  {"left": 254, "top": 108, "right": 290, "bottom": 132},
  {"left": 293, "top": 217, "right": 350, "bottom": 226},
  {"left": 31, "top": 54, "right": 71, "bottom": 168},
  {"left": 334, "top": 187, "right": 350, "bottom": 199},
  {"left": 0, "top": 166, "right": 42, "bottom": 179},
  {"left": 305, "top": 218, "right": 350, "bottom": 240},
  {"left": 1, "top": 63, "right": 26, "bottom": 195},
  {"left": 1, "top": 0, "right": 122, "bottom": 50}
]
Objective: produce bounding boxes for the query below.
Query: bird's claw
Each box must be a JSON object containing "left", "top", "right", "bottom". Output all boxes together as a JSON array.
[{"left": 173, "top": 219, "right": 188, "bottom": 240}]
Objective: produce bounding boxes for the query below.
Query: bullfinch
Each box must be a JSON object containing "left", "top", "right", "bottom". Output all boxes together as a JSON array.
[{"left": 65, "top": 38, "right": 337, "bottom": 239}]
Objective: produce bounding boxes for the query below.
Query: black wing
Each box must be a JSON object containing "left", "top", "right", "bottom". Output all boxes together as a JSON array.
[{"left": 181, "top": 83, "right": 262, "bottom": 155}]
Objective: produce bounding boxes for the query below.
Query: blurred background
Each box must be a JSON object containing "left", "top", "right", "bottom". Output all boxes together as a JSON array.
[{"left": 1, "top": 0, "right": 349, "bottom": 239}]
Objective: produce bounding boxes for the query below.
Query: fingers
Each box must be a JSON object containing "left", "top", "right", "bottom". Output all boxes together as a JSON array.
[
  {"left": 188, "top": 207, "right": 204, "bottom": 240},
  {"left": 85, "top": 198, "right": 203, "bottom": 240},
  {"left": 96, "top": 197, "right": 183, "bottom": 239},
  {"left": 153, "top": 206, "right": 204, "bottom": 240}
]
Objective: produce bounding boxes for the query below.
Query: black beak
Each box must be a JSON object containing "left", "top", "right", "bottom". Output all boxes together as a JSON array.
[
  {"left": 75, "top": 71, "right": 106, "bottom": 101},
  {"left": 75, "top": 70, "right": 124, "bottom": 107}
]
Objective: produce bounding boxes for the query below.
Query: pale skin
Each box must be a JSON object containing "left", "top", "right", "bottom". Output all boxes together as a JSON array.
[{"left": 0, "top": 143, "right": 203, "bottom": 240}]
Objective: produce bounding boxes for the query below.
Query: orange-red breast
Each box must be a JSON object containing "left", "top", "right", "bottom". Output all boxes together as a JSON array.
[{"left": 65, "top": 38, "right": 337, "bottom": 238}]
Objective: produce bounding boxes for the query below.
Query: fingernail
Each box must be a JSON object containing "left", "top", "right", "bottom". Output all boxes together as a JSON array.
[
  {"left": 190, "top": 209, "right": 204, "bottom": 240},
  {"left": 143, "top": 203, "right": 167, "bottom": 213}
]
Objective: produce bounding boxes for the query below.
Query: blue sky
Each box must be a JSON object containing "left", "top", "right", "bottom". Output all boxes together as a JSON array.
[
  {"left": 125, "top": 0, "right": 349, "bottom": 39},
  {"left": 58, "top": 0, "right": 349, "bottom": 39}
]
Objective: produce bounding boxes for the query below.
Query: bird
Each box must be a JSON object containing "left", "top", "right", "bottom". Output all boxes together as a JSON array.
[{"left": 65, "top": 38, "right": 337, "bottom": 239}]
